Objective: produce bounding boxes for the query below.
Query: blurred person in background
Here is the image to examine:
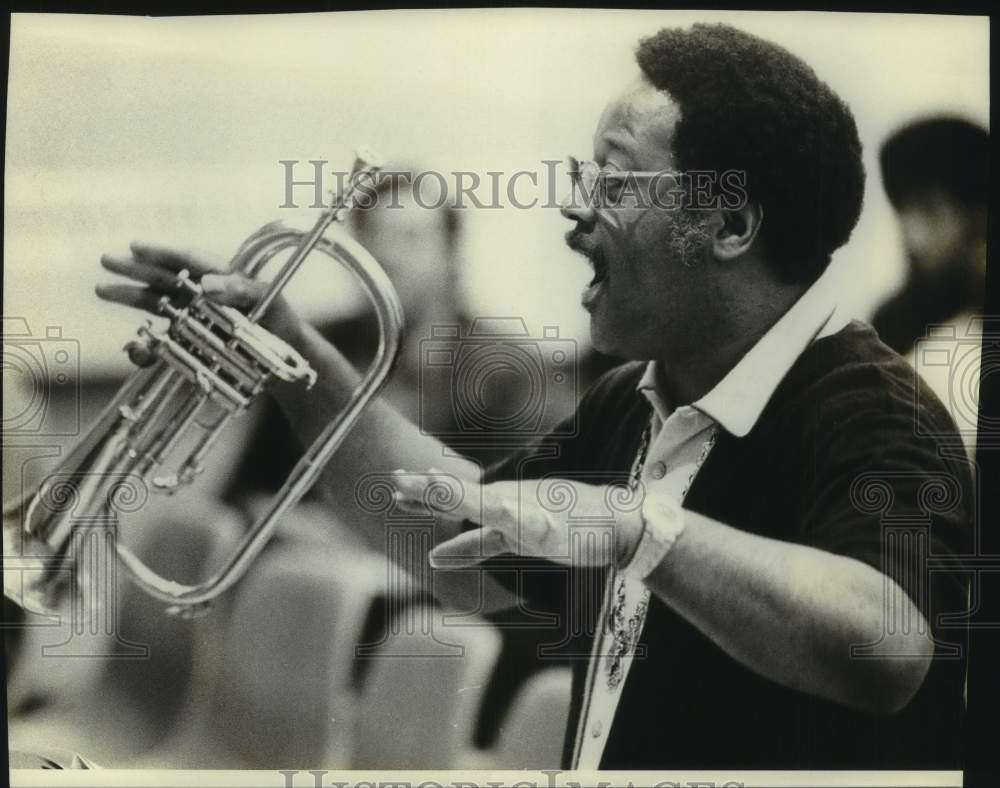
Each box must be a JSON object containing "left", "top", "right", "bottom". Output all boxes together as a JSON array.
[
  {"left": 871, "top": 117, "right": 988, "bottom": 457},
  {"left": 220, "top": 169, "right": 467, "bottom": 515},
  {"left": 872, "top": 117, "right": 988, "bottom": 355},
  {"left": 223, "top": 170, "right": 617, "bottom": 516},
  {"left": 96, "top": 23, "right": 973, "bottom": 771},
  {"left": 219, "top": 169, "right": 618, "bottom": 744}
]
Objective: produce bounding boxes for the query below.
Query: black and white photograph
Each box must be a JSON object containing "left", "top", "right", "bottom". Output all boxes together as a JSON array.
[{"left": 2, "top": 8, "right": 994, "bottom": 788}]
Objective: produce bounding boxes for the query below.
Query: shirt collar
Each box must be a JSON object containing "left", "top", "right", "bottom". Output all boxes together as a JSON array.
[{"left": 637, "top": 264, "right": 847, "bottom": 437}]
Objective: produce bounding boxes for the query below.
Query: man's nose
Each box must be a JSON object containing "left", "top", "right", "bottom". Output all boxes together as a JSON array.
[{"left": 560, "top": 189, "right": 597, "bottom": 225}]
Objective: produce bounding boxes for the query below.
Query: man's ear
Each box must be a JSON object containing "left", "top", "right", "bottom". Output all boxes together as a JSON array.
[{"left": 712, "top": 202, "right": 763, "bottom": 261}]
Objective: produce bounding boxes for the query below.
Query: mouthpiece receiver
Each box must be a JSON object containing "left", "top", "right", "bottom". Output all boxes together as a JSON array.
[
  {"left": 352, "top": 145, "right": 385, "bottom": 177},
  {"left": 330, "top": 146, "right": 385, "bottom": 215}
]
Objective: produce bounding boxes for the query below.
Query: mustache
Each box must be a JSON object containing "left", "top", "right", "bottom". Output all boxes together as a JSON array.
[{"left": 564, "top": 228, "right": 597, "bottom": 258}]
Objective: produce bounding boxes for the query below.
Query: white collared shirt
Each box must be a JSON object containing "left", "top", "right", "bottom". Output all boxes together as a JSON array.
[{"left": 572, "top": 266, "right": 850, "bottom": 769}]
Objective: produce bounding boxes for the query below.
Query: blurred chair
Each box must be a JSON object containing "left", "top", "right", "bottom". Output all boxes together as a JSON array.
[
  {"left": 351, "top": 606, "right": 502, "bottom": 769},
  {"left": 239, "top": 494, "right": 374, "bottom": 556},
  {"left": 129, "top": 539, "right": 385, "bottom": 768},
  {"left": 467, "top": 667, "right": 572, "bottom": 769},
  {"left": 7, "top": 495, "right": 245, "bottom": 765}
]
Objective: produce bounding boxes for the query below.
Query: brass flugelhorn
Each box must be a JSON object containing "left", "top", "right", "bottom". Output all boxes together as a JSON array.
[{"left": 3, "top": 148, "right": 403, "bottom": 618}]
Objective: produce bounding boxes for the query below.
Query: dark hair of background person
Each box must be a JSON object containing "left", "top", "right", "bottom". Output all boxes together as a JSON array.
[
  {"left": 871, "top": 116, "right": 989, "bottom": 354},
  {"left": 636, "top": 23, "right": 866, "bottom": 284},
  {"left": 880, "top": 116, "right": 989, "bottom": 212}
]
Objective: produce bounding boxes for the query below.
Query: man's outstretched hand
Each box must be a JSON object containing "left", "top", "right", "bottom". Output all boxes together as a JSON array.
[
  {"left": 95, "top": 242, "right": 300, "bottom": 342},
  {"left": 391, "top": 470, "right": 646, "bottom": 569}
]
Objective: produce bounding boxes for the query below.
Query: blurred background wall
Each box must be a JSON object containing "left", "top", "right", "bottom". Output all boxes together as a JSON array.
[{"left": 5, "top": 10, "right": 989, "bottom": 365}]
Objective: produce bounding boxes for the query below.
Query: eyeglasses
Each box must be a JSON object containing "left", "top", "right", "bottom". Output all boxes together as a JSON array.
[{"left": 565, "top": 155, "right": 685, "bottom": 217}]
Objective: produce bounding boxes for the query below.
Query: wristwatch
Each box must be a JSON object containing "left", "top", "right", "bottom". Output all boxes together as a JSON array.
[{"left": 621, "top": 492, "right": 686, "bottom": 579}]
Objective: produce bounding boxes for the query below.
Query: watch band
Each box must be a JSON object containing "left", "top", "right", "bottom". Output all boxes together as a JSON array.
[{"left": 621, "top": 492, "right": 686, "bottom": 579}]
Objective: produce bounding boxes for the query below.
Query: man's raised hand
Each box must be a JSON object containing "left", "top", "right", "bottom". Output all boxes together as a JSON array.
[
  {"left": 95, "top": 242, "right": 298, "bottom": 340},
  {"left": 390, "top": 470, "right": 646, "bottom": 569}
]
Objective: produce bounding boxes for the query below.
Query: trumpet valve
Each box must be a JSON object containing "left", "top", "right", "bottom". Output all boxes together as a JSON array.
[
  {"left": 175, "top": 269, "right": 202, "bottom": 296},
  {"left": 178, "top": 462, "right": 203, "bottom": 486},
  {"left": 158, "top": 296, "right": 182, "bottom": 319},
  {"left": 123, "top": 321, "right": 159, "bottom": 367},
  {"left": 124, "top": 339, "right": 157, "bottom": 368},
  {"left": 152, "top": 474, "right": 181, "bottom": 494},
  {"left": 118, "top": 404, "right": 140, "bottom": 423}
]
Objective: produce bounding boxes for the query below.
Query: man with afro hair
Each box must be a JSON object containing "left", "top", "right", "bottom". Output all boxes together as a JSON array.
[{"left": 97, "top": 23, "right": 971, "bottom": 770}]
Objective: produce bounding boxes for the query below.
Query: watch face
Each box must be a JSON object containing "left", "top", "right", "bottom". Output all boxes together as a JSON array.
[{"left": 626, "top": 509, "right": 683, "bottom": 580}]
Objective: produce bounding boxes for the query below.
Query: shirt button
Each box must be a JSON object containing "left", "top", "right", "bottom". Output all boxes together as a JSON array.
[
  {"left": 591, "top": 720, "right": 603, "bottom": 737},
  {"left": 649, "top": 462, "right": 667, "bottom": 480}
]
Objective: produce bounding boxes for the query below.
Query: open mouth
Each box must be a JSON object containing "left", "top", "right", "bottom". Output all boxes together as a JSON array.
[
  {"left": 565, "top": 230, "right": 609, "bottom": 309},
  {"left": 581, "top": 248, "right": 609, "bottom": 309},
  {"left": 588, "top": 251, "right": 609, "bottom": 287}
]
